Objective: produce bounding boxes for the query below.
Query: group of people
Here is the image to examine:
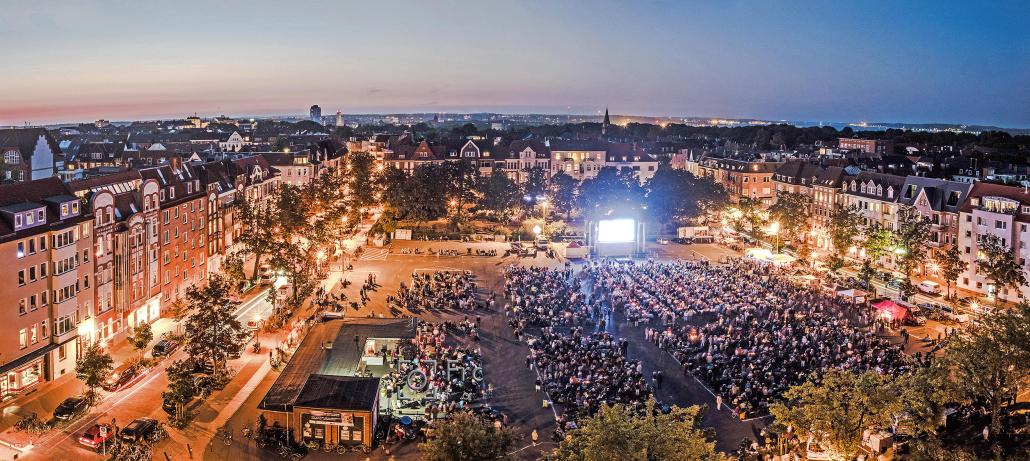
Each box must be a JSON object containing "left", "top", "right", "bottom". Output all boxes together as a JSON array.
[
  {"left": 586, "top": 259, "right": 910, "bottom": 418},
  {"left": 503, "top": 266, "right": 651, "bottom": 428},
  {"left": 503, "top": 266, "right": 593, "bottom": 335},
  {"left": 528, "top": 327, "right": 652, "bottom": 426},
  {"left": 388, "top": 271, "right": 479, "bottom": 312}
]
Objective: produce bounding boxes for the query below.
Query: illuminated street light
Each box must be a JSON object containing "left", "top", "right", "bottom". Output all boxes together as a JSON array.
[{"left": 532, "top": 224, "right": 542, "bottom": 237}]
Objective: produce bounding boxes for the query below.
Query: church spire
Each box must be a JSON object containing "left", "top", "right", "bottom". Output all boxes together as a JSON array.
[{"left": 602, "top": 107, "right": 611, "bottom": 135}]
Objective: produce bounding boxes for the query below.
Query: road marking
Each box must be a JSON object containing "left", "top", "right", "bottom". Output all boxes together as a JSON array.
[{"left": 358, "top": 248, "right": 388, "bottom": 261}]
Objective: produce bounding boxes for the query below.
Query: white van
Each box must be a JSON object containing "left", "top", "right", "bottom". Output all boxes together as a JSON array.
[{"left": 917, "top": 280, "right": 941, "bottom": 295}]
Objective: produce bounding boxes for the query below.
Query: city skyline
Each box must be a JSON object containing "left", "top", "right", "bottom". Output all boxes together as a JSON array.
[{"left": 1, "top": 1, "right": 1028, "bottom": 127}]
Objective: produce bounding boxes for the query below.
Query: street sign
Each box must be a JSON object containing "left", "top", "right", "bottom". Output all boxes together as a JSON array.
[{"left": 99, "top": 425, "right": 108, "bottom": 437}]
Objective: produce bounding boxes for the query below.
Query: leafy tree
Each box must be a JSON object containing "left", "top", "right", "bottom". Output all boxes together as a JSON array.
[
  {"left": 346, "top": 152, "right": 378, "bottom": 208},
  {"left": 548, "top": 171, "right": 578, "bottom": 220},
  {"left": 235, "top": 194, "right": 277, "bottom": 279},
  {"left": 552, "top": 399, "right": 723, "bottom": 461},
  {"left": 163, "top": 359, "right": 197, "bottom": 426},
  {"left": 577, "top": 167, "right": 645, "bottom": 221},
  {"left": 378, "top": 166, "right": 410, "bottom": 217},
  {"left": 733, "top": 196, "right": 764, "bottom": 235},
  {"left": 183, "top": 275, "right": 249, "bottom": 380},
  {"left": 932, "top": 245, "right": 967, "bottom": 299},
  {"left": 862, "top": 223, "right": 896, "bottom": 263},
  {"left": 522, "top": 166, "right": 549, "bottom": 212},
  {"left": 221, "top": 251, "right": 247, "bottom": 293},
  {"left": 858, "top": 259, "right": 877, "bottom": 287},
  {"left": 769, "top": 370, "right": 900, "bottom": 460},
  {"left": 406, "top": 163, "right": 451, "bottom": 226},
  {"left": 476, "top": 170, "right": 522, "bottom": 223},
  {"left": 443, "top": 160, "right": 479, "bottom": 227},
  {"left": 894, "top": 364, "right": 955, "bottom": 438},
  {"left": 76, "top": 341, "right": 113, "bottom": 403},
  {"left": 419, "top": 412, "right": 519, "bottom": 461},
  {"left": 128, "top": 322, "right": 154, "bottom": 360},
  {"left": 976, "top": 234, "right": 1026, "bottom": 301},
  {"left": 893, "top": 208, "right": 933, "bottom": 282},
  {"left": 644, "top": 167, "right": 726, "bottom": 234},
  {"left": 768, "top": 191, "right": 812, "bottom": 245},
  {"left": 827, "top": 204, "right": 863, "bottom": 264}
]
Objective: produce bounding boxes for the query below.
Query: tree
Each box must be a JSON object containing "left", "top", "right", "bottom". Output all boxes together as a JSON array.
[
  {"left": 644, "top": 167, "right": 726, "bottom": 233},
  {"left": 769, "top": 370, "right": 900, "bottom": 460},
  {"left": 442, "top": 160, "right": 479, "bottom": 227},
  {"left": 163, "top": 359, "right": 197, "bottom": 426},
  {"left": 893, "top": 208, "right": 933, "bottom": 282},
  {"left": 522, "top": 166, "right": 548, "bottom": 212},
  {"left": 76, "top": 341, "right": 113, "bottom": 404},
  {"left": 894, "top": 364, "right": 955, "bottom": 438},
  {"left": 578, "top": 167, "right": 645, "bottom": 221},
  {"left": 548, "top": 171, "right": 578, "bottom": 220},
  {"left": 183, "top": 275, "right": 249, "bottom": 380},
  {"left": 346, "top": 152, "right": 379, "bottom": 208},
  {"left": 827, "top": 205, "right": 863, "bottom": 266},
  {"left": 768, "top": 191, "right": 812, "bottom": 245},
  {"left": 945, "top": 319, "right": 1028, "bottom": 440},
  {"left": 235, "top": 194, "right": 276, "bottom": 279},
  {"left": 932, "top": 245, "right": 967, "bottom": 299},
  {"left": 976, "top": 234, "right": 1026, "bottom": 301},
  {"left": 862, "top": 223, "right": 896, "bottom": 263},
  {"left": 735, "top": 197, "right": 764, "bottom": 234},
  {"left": 552, "top": 399, "right": 723, "bottom": 461},
  {"left": 476, "top": 170, "right": 522, "bottom": 224},
  {"left": 128, "top": 321, "right": 154, "bottom": 360},
  {"left": 406, "top": 163, "right": 450, "bottom": 226},
  {"left": 419, "top": 413, "right": 519, "bottom": 461}
]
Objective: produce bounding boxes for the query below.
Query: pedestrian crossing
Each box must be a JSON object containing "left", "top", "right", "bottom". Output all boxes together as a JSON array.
[{"left": 357, "top": 248, "right": 389, "bottom": 261}]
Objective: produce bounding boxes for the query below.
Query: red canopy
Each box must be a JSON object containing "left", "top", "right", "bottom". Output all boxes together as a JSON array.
[{"left": 871, "top": 300, "right": 909, "bottom": 321}]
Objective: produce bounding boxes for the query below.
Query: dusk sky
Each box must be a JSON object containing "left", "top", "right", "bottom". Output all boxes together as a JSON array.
[{"left": 1, "top": 1, "right": 1028, "bottom": 126}]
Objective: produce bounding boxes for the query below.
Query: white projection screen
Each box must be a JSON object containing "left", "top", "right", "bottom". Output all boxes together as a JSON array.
[{"left": 597, "top": 219, "right": 636, "bottom": 243}]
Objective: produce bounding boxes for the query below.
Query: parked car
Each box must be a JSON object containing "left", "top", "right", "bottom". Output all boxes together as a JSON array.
[
  {"left": 971, "top": 302, "right": 994, "bottom": 316},
  {"left": 258, "top": 264, "right": 275, "bottom": 285},
  {"left": 917, "top": 280, "right": 941, "bottom": 295},
  {"left": 187, "top": 359, "right": 215, "bottom": 375},
  {"left": 656, "top": 238, "right": 670, "bottom": 245},
  {"left": 955, "top": 296, "right": 973, "bottom": 307},
  {"left": 877, "top": 271, "right": 894, "bottom": 282},
  {"left": 119, "top": 417, "right": 160, "bottom": 443},
  {"left": 54, "top": 395, "right": 89, "bottom": 421},
  {"left": 534, "top": 238, "right": 549, "bottom": 250},
  {"left": 79, "top": 423, "right": 113, "bottom": 451},
  {"left": 151, "top": 339, "right": 179, "bottom": 357},
  {"left": 672, "top": 237, "right": 693, "bottom": 245},
  {"left": 937, "top": 304, "right": 970, "bottom": 323},
  {"left": 885, "top": 280, "right": 903, "bottom": 291},
  {"left": 102, "top": 363, "right": 146, "bottom": 392}
]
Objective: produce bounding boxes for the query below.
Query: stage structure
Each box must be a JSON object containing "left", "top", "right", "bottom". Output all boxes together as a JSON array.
[{"left": 586, "top": 217, "right": 646, "bottom": 257}]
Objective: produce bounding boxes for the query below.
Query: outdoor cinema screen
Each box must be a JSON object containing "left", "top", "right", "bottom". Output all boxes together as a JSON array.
[{"left": 597, "top": 218, "right": 636, "bottom": 243}]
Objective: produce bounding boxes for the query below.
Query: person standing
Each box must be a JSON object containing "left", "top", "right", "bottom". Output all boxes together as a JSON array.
[{"left": 531, "top": 428, "right": 539, "bottom": 446}]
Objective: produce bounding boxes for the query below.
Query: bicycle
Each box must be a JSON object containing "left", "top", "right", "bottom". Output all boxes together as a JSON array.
[{"left": 218, "top": 425, "right": 233, "bottom": 445}]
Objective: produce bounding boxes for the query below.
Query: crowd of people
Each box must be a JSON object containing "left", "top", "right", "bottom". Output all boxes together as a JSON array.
[
  {"left": 503, "top": 266, "right": 593, "bottom": 334},
  {"left": 388, "top": 270, "right": 479, "bottom": 312},
  {"left": 503, "top": 266, "right": 651, "bottom": 429},
  {"left": 585, "top": 259, "right": 910, "bottom": 418}
]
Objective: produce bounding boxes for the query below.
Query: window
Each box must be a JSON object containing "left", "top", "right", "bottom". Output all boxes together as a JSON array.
[
  {"left": 40, "top": 320, "right": 47, "bottom": 338},
  {"left": 19, "top": 329, "right": 26, "bottom": 349},
  {"left": 19, "top": 298, "right": 26, "bottom": 315},
  {"left": 17, "top": 241, "right": 24, "bottom": 258}
]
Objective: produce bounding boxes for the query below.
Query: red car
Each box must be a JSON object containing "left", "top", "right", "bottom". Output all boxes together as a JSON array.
[{"left": 79, "top": 423, "right": 113, "bottom": 450}]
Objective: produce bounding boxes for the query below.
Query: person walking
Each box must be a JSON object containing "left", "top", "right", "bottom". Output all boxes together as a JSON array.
[{"left": 531, "top": 428, "right": 539, "bottom": 446}]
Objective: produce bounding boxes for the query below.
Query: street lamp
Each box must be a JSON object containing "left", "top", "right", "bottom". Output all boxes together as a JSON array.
[{"left": 532, "top": 224, "right": 542, "bottom": 238}]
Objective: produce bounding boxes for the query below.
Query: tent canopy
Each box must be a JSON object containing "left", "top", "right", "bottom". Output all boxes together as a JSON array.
[{"left": 871, "top": 299, "right": 908, "bottom": 321}]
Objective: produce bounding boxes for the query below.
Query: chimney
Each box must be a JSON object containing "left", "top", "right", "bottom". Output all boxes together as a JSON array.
[{"left": 170, "top": 155, "right": 182, "bottom": 172}]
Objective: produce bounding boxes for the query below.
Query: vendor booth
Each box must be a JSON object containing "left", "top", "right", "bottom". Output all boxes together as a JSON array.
[{"left": 871, "top": 300, "right": 909, "bottom": 323}]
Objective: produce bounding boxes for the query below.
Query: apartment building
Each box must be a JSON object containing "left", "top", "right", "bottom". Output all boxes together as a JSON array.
[
  {"left": 549, "top": 140, "right": 608, "bottom": 181},
  {"left": 698, "top": 158, "right": 783, "bottom": 205},
  {"left": 70, "top": 169, "right": 164, "bottom": 332},
  {"left": 141, "top": 160, "right": 208, "bottom": 306},
  {"left": 957, "top": 183, "right": 1030, "bottom": 302},
  {"left": 841, "top": 171, "right": 905, "bottom": 230},
  {"left": 0, "top": 177, "right": 94, "bottom": 399}
]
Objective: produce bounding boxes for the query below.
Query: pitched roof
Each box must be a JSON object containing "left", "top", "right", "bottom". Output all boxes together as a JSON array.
[
  {"left": 843, "top": 171, "right": 905, "bottom": 202},
  {"left": 773, "top": 160, "right": 824, "bottom": 186},
  {"left": 897, "top": 176, "right": 972, "bottom": 213},
  {"left": 0, "top": 177, "right": 83, "bottom": 241},
  {"left": 507, "top": 140, "right": 551, "bottom": 159},
  {"left": 0, "top": 128, "right": 62, "bottom": 162},
  {"left": 959, "top": 182, "right": 1030, "bottom": 216}
]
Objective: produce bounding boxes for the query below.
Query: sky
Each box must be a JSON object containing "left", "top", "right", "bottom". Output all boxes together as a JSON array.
[{"left": 1, "top": 0, "right": 1028, "bottom": 127}]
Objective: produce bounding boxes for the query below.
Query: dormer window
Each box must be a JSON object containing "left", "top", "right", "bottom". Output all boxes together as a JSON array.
[
  {"left": 14, "top": 214, "right": 22, "bottom": 227},
  {"left": 886, "top": 187, "right": 893, "bottom": 199}
]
